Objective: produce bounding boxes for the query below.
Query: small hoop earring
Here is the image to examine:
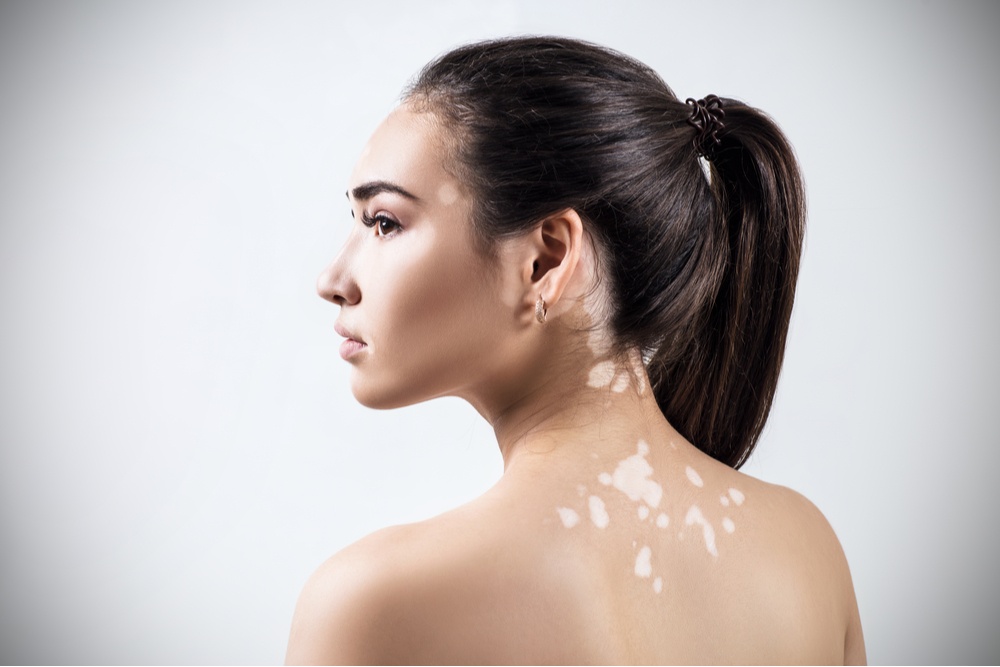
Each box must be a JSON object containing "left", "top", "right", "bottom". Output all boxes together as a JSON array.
[{"left": 535, "top": 295, "right": 547, "bottom": 324}]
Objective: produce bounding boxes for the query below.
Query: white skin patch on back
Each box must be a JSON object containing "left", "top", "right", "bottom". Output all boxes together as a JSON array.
[
  {"left": 656, "top": 513, "right": 669, "bottom": 528},
  {"left": 720, "top": 495, "right": 730, "bottom": 507},
  {"left": 685, "top": 505, "right": 718, "bottom": 557},
  {"left": 722, "top": 517, "right": 735, "bottom": 534},
  {"left": 728, "top": 488, "right": 745, "bottom": 506},
  {"left": 598, "top": 472, "right": 612, "bottom": 486},
  {"left": 557, "top": 507, "right": 580, "bottom": 528},
  {"left": 589, "top": 495, "right": 610, "bottom": 529},
  {"left": 653, "top": 576, "right": 663, "bottom": 594},
  {"left": 634, "top": 545, "right": 652, "bottom": 578},
  {"left": 685, "top": 465, "right": 704, "bottom": 487},
  {"left": 576, "top": 484, "right": 587, "bottom": 497},
  {"left": 637, "top": 505, "right": 650, "bottom": 520},
  {"left": 603, "top": 440, "right": 663, "bottom": 507}
]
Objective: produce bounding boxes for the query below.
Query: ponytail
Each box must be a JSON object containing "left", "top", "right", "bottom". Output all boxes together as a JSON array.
[
  {"left": 408, "top": 37, "right": 805, "bottom": 469},
  {"left": 648, "top": 100, "right": 805, "bottom": 468}
]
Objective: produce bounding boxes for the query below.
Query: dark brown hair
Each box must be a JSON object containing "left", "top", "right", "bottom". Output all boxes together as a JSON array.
[{"left": 406, "top": 37, "right": 804, "bottom": 469}]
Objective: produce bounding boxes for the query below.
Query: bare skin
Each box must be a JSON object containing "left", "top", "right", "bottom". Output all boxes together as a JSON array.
[{"left": 288, "top": 106, "right": 866, "bottom": 665}]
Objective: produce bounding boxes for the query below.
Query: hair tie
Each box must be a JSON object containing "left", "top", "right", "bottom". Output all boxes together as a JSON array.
[{"left": 685, "top": 95, "right": 725, "bottom": 158}]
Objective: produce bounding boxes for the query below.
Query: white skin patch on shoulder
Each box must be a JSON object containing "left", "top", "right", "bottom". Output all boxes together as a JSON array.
[
  {"left": 685, "top": 465, "right": 704, "bottom": 488},
  {"left": 557, "top": 507, "right": 580, "bottom": 528},
  {"left": 603, "top": 440, "right": 663, "bottom": 507},
  {"left": 598, "top": 472, "right": 612, "bottom": 486},
  {"left": 653, "top": 576, "right": 663, "bottom": 594},
  {"left": 720, "top": 495, "right": 730, "bottom": 507},
  {"left": 722, "top": 517, "right": 735, "bottom": 534},
  {"left": 685, "top": 505, "right": 718, "bottom": 557},
  {"left": 656, "top": 513, "right": 669, "bottom": 528},
  {"left": 637, "top": 505, "right": 650, "bottom": 520},
  {"left": 728, "top": 488, "right": 745, "bottom": 506},
  {"left": 589, "top": 495, "right": 610, "bottom": 529},
  {"left": 635, "top": 545, "right": 652, "bottom": 578}
]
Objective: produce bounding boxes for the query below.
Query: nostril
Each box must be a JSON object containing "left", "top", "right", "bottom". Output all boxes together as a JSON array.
[{"left": 317, "top": 263, "right": 360, "bottom": 306}]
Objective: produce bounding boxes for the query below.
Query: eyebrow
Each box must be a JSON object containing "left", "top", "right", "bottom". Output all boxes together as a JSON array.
[{"left": 347, "top": 180, "right": 420, "bottom": 203}]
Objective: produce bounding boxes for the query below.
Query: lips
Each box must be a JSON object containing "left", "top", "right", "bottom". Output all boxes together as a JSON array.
[{"left": 335, "top": 322, "right": 368, "bottom": 360}]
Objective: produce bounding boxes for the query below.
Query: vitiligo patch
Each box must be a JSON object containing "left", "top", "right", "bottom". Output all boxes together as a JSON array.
[
  {"left": 589, "top": 495, "right": 609, "bottom": 529},
  {"left": 602, "top": 440, "right": 663, "bottom": 507},
  {"left": 557, "top": 507, "right": 580, "bottom": 528},
  {"left": 685, "top": 504, "right": 718, "bottom": 557},
  {"left": 587, "top": 361, "right": 616, "bottom": 388},
  {"left": 634, "top": 545, "right": 652, "bottom": 578},
  {"left": 437, "top": 182, "right": 459, "bottom": 205}
]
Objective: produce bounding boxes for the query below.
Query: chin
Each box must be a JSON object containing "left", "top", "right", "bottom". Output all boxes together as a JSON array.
[{"left": 350, "top": 376, "right": 426, "bottom": 411}]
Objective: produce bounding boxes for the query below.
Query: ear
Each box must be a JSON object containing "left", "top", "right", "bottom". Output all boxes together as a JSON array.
[{"left": 525, "top": 208, "right": 585, "bottom": 313}]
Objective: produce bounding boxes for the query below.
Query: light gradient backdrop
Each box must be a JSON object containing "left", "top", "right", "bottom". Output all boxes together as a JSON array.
[{"left": 1, "top": 1, "right": 997, "bottom": 663}]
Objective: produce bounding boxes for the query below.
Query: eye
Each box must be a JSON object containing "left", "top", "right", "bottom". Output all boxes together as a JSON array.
[{"left": 361, "top": 211, "right": 402, "bottom": 238}]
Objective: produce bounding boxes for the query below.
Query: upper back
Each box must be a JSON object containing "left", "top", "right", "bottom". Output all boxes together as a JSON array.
[{"left": 287, "top": 438, "right": 864, "bottom": 665}]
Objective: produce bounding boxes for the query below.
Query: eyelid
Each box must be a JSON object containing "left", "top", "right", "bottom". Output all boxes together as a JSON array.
[{"left": 360, "top": 209, "right": 402, "bottom": 237}]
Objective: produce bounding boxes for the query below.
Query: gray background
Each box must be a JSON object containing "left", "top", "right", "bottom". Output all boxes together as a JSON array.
[{"left": 1, "top": 0, "right": 997, "bottom": 663}]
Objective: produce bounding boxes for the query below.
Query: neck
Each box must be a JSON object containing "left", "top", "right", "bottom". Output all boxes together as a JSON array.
[{"left": 478, "top": 346, "right": 677, "bottom": 475}]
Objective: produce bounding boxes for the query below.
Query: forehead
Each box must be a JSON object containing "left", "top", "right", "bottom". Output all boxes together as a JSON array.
[{"left": 349, "top": 106, "right": 457, "bottom": 198}]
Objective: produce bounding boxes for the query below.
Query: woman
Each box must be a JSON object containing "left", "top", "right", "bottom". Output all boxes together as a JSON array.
[{"left": 288, "top": 37, "right": 865, "bottom": 664}]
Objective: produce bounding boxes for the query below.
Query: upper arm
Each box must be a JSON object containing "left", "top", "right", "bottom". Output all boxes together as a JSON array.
[
  {"left": 285, "top": 525, "right": 492, "bottom": 665},
  {"left": 844, "top": 592, "right": 867, "bottom": 665},
  {"left": 773, "top": 485, "right": 866, "bottom": 664},
  {"left": 285, "top": 549, "right": 388, "bottom": 665},
  {"left": 840, "top": 540, "right": 867, "bottom": 665}
]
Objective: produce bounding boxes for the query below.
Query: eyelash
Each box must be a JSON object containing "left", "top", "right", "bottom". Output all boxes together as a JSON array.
[{"left": 360, "top": 211, "right": 402, "bottom": 238}]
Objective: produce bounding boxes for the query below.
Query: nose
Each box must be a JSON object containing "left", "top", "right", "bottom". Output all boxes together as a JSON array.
[{"left": 317, "top": 243, "right": 360, "bottom": 306}]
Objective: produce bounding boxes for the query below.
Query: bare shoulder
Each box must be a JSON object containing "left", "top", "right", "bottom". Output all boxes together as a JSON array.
[
  {"left": 285, "top": 503, "right": 601, "bottom": 665},
  {"left": 750, "top": 479, "right": 848, "bottom": 563},
  {"left": 733, "top": 474, "right": 866, "bottom": 664},
  {"left": 285, "top": 523, "right": 416, "bottom": 665}
]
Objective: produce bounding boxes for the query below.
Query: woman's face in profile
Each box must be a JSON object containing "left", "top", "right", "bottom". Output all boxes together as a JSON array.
[{"left": 317, "top": 107, "right": 519, "bottom": 409}]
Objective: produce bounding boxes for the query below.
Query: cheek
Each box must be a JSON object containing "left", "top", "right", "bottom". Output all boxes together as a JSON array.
[{"left": 353, "top": 232, "right": 505, "bottom": 405}]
